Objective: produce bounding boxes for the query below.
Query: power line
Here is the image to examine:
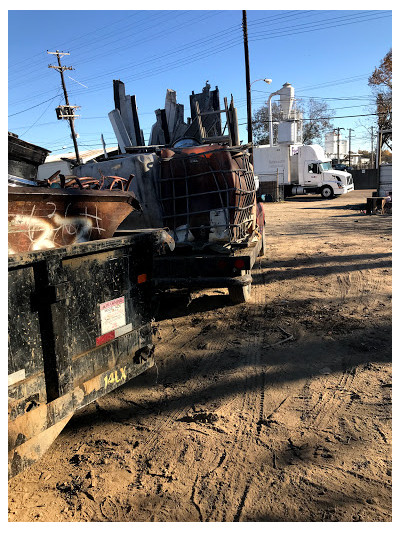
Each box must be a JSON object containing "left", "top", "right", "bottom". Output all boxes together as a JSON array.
[
  {"left": 8, "top": 11, "right": 143, "bottom": 73},
  {"left": 238, "top": 111, "right": 387, "bottom": 126},
  {"left": 8, "top": 94, "right": 63, "bottom": 117},
  {"left": 19, "top": 92, "right": 63, "bottom": 138},
  {"left": 9, "top": 9, "right": 297, "bottom": 80},
  {"left": 248, "top": 9, "right": 384, "bottom": 37},
  {"left": 246, "top": 10, "right": 313, "bottom": 26},
  {"left": 64, "top": 11, "right": 390, "bottom": 95},
  {"left": 8, "top": 11, "right": 161, "bottom": 79},
  {"left": 8, "top": 11, "right": 221, "bottom": 86},
  {"left": 249, "top": 12, "right": 391, "bottom": 42},
  {"left": 71, "top": 23, "right": 379, "bottom": 95},
  {"left": 10, "top": 92, "right": 380, "bottom": 131},
  {"left": 10, "top": 12, "right": 389, "bottom": 100}
]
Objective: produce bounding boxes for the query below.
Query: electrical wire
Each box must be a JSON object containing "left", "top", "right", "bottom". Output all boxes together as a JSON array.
[
  {"left": 8, "top": 9, "right": 391, "bottom": 107},
  {"left": 8, "top": 11, "right": 167, "bottom": 80},
  {"left": 8, "top": 94, "right": 64, "bottom": 117},
  {"left": 238, "top": 111, "right": 388, "bottom": 126},
  {"left": 64, "top": 11, "right": 391, "bottom": 97},
  {"left": 249, "top": 12, "right": 391, "bottom": 42},
  {"left": 8, "top": 10, "right": 391, "bottom": 151},
  {"left": 8, "top": 11, "right": 145, "bottom": 73},
  {"left": 8, "top": 11, "right": 220, "bottom": 85},
  {"left": 248, "top": 10, "right": 385, "bottom": 37},
  {"left": 18, "top": 92, "right": 63, "bottom": 137}
]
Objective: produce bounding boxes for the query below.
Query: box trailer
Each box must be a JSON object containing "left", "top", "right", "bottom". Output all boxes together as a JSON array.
[{"left": 253, "top": 144, "right": 354, "bottom": 199}]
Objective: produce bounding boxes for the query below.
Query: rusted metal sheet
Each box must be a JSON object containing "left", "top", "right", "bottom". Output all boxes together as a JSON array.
[{"left": 8, "top": 186, "right": 140, "bottom": 254}]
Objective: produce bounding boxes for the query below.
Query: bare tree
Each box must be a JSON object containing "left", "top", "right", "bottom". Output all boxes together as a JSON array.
[
  {"left": 299, "top": 99, "right": 335, "bottom": 145},
  {"left": 368, "top": 49, "right": 392, "bottom": 150},
  {"left": 252, "top": 98, "right": 334, "bottom": 145}
]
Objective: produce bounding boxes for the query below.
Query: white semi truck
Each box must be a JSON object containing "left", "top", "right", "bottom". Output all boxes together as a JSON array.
[
  {"left": 253, "top": 143, "right": 354, "bottom": 199},
  {"left": 252, "top": 82, "right": 354, "bottom": 199}
]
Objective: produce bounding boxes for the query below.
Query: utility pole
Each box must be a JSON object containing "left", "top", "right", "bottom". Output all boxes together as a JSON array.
[
  {"left": 348, "top": 128, "right": 353, "bottom": 167},
  {"left": 48, "top": 50, "right": 81, "bottom": 165},
  {"left": 370, "top": 126, "right": 375, "bottom": 168},
  {"left": 377, "top": 129, "right": 383, "bottom": 167},
  {"left": 336, "top": 127, "right": 344, "bottom": 162},
  {"left": 242, "top": 10, "right": 252, "bottom": 145}
]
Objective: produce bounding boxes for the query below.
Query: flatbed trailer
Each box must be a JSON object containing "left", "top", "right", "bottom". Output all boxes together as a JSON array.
[
  {"left": 8, "top": 229, "right": 171, "bottom": 479},
  {"left": 152, "top": 229, "right": 264, "bottom": 304}
]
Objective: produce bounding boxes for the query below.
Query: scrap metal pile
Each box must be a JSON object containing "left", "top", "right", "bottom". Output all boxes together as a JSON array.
[
  {"left": 104, "top": 80, "right": 262, "bottom": 250},
  {"left": 43, "top": 169, "right": 135, "bottom": 192},
  {"left": 109, "top": 81, "right": 240, "bottom": 151}
]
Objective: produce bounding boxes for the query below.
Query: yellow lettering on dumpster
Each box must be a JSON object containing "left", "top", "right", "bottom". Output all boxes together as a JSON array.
[{"left": 104, "top": 366, "right": 127, "bottom": 389}]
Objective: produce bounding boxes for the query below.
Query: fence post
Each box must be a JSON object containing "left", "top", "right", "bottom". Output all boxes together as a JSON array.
[{"left": 276, "top": 168, "right": 279, "bottom": 201}]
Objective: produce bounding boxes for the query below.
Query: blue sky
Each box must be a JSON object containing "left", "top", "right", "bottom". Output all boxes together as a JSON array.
[{"left": 8, "top": 4, "right": 392, "bottom": 157}]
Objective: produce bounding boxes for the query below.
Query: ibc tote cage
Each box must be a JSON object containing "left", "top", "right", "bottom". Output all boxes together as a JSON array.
[{"left": 158, "top": 146, "right": 257, "bottom": 246}]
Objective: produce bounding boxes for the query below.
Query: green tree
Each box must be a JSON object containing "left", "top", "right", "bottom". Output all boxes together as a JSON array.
[
  {"left": 368, "top": 49, "right": 392, "bottom": 149},
  {"left": 252, "top": 98, "right": 334, "bottom": 145}
]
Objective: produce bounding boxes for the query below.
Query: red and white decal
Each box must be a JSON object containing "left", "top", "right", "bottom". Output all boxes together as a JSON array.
[
  {"left": 96, "top": 330, "right": 115, "bottom": 347},
  {"left": 100, "top": 296, "right": 126, "bottom": 335},
  {"left": 96, "top": 323, "right": 133, "bottom": 347}
]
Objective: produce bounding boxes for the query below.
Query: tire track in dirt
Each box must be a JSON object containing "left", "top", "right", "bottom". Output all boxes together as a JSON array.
[
  {"left": 131, "top": 293, "right": 249, "bottom": 499},
  {"left": 292, "top": 364, "right": 356, "bottom": 434},
  {"left": 196, "top": 257, "right": 277, "bottom": 522}
]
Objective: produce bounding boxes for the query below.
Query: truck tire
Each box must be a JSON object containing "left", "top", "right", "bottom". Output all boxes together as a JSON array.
[
  {"left": 321, "top": 185, "right": 334, "bottom": 199},
  {"left": 228, "top": 271, "right": 252, "bottom": 304}
]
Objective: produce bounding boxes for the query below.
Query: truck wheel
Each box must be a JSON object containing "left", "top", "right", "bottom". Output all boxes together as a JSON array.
[
  {"left": 321, "top": 185, "right": 334, "bottom": 199},
  {"left": 228, "top": 271, "right": 252, "bottom": 304}
]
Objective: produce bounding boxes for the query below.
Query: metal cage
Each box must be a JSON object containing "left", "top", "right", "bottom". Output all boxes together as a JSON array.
[{"left": 158, "top": 146, "right": 256, "bottom": 246}]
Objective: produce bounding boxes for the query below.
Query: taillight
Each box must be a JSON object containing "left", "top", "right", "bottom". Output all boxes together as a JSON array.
[{"left": 234, "top": 259, "right": 245, "bottom": 270}]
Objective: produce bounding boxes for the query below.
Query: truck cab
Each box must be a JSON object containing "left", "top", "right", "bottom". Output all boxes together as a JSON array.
[
  {"left": 303, "top": 158, "right": 354, "bottom": 198},
  {"left": 297, "top": 145, "right": 354, "bottom": 198}
]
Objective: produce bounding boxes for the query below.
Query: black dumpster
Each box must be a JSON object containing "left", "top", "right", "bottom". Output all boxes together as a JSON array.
[{"left": 8, "top": 229, "right": 172, "bottom": 478}]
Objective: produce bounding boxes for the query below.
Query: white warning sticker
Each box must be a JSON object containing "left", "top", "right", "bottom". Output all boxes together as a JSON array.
[
  {"left": 100, "top": 296, "right": 126, "bottom": 335},
  {"left": 115, "top": 323, "right": 133, "bottom": 338}
]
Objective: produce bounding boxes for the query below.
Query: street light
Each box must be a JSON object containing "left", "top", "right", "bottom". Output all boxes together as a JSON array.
[
  {"left": 250, "top": 78, "right": 272, "bottom": 87},
  {"left": 247, "top": 78, "right": 272, "bottom": 144}
]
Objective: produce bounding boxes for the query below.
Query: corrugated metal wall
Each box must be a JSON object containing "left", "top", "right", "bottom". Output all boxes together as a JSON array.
[{"left": 379, "top": 164, "right": 392, "bottom": 196}]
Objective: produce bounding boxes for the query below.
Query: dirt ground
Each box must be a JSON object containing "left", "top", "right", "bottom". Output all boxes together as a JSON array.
[{"left": 8, "top": 189, "right": 392, "bottom": 523}]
